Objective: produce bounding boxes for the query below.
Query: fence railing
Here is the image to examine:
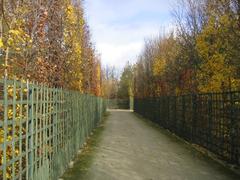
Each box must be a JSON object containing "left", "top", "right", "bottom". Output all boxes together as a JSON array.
[
  {"left": 134, "top": 92, "right": 240, "bottom": 165},
  {"left": 0, "top": 77, "right": 106, "bottom": 180},
  {"left": 107, "top": 99, "right": 130, "bottom": 109}
]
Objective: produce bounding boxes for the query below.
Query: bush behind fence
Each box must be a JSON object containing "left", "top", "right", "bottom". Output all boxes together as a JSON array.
[
  {"left": 0, "top": 78, "right": 106, "bottom": 180},
  {"left": 134, "top": 92, "right": 240, "bottom": 165}
]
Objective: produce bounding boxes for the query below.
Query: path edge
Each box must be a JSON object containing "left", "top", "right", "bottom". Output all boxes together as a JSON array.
[{"left": 133, "top": 112, "right": 240, "bottom": 176}]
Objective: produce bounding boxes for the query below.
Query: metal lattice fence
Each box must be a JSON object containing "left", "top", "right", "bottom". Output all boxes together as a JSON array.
[
  {"left": 107, "top": 99, "right": 130, "bottom": 109},
  {"left": 0, "top": 77, "right": 106, "bottom": 180},
  {"left": 134, "top": 92, "right": 240, "bottom": 165}
]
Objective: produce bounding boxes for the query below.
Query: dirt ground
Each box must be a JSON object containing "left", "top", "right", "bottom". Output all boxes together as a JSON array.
[{"left": 62, "top": 110, "right": 239, "bottom": 180}]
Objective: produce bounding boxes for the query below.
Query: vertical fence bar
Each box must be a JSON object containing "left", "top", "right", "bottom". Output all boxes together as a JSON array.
[
  {"left": 208, "top": 94, "right": 213, "bottom": 150},
  {"left": 39, "top": 83, "right": 43, "bottom": 180},
  {"left": 25, "top": 80, "right": 30, "bottom": 179},
  {"left": 173, "top": 96, "right": 177, "bottom": 133},
  {"left": 49, "top": 87, "right": 53, "bottom": 177},
  {"left": 3, "top": 77, "right": 8, "bottom": 180},
  {"left": 182, "top": 96, "right": 186, "bottom": 138},
  {"left": 53, "top": 87, "right": 57, "bottom": 171},
  {"left": 167, "top": 96, "right": 170, "bottom": 129},
  {"left": 29, "top": 82, "right": 34, "bottom": 180},
  {"left": 230, "top": 91, "right": 235, "bottom": 163},
  {"left": 34, "top": 83, "right": 39, "bottom": 178},
  {"left": 43, "top": 84, "right": 47, "bottom": 175},
  {"left": 19, "top": 79, "right": 23, "bottom": 179},
  {"left": 46, "top": 85, "right": 50, "bottom": 173},
  {"left": 12, "top": 78, "right": 16, "bottom": 179},
  {"left": 192, "top": 94, "right": 197, "bottom": 143}
]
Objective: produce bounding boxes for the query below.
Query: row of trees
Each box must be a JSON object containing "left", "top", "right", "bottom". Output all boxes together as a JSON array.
[
  {"left": 102, "top": 65, "right": 119, "bottom": 99},
  {"left": 117, "top": 63, "right": 134, "bottom": 99},
  {"left": 0, "top": 0, "right": 102, "bottom": 96},
  {"left": 102, "top": 63, "right": 133, "bottom": 100},
  {"left": 0, "top": 2, "right": 103, "bottom": 178},
  {"left": 134, "top": 0, "right": 240, "bottom": 98}
]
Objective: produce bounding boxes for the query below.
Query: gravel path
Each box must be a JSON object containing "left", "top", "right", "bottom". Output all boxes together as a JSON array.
[{"left": 62, "top": 110, "right": 239, "bottom": 180}]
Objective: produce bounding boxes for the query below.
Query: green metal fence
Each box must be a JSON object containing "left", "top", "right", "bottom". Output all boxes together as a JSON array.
[
  {"left": 134, "top": 92, "right": 240, "bottom": 165},
  {"left": 0, "top": 77, "right": 106, "bottom": 180}
]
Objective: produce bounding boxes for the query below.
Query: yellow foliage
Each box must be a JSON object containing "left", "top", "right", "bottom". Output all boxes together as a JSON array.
[
  {"left": 0, "top": 129, "right": 3, "bottom": 143},
  {"left": 63, "top": 1, "right": 84, "bottom": 91},
  {"left": 66, "top": 5, "right": 76, "bottom": 23},
  {"left": 0, "top": 38, "right": 3, "bottom": 48},
  {"left": 7, "top": 135, "right": 12, "bottom": 142},
  {"left": 9, "top": 30, "right": 21, "bottom": 36},
  {"left": 74, "top": 42, "right": 82, "bottom": 56},
  {"left": 97, "top": 64, "right": 101, "bottom": 81},
  {"left": 196, "top": 14, "right": 237, "bottom": 92},
  {"left": 153, "top": 58, "right": 166, "bottom": 76}
]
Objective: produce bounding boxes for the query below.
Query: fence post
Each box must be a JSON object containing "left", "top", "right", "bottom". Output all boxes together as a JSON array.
[
  {"left": 28, "top": 82, "right": 34, "bottom": 180},
  {"left": 230, "top": 92, "right": 236, "bottom": 163},
  {"left": 207, "top": 94, "right": 213, "bottom": 150},
  {"left": 174, "top": 96, "right": 177, "bottom": 133},
  {"left": 182, "top": 96, "right": 186, "bottom": 137},
  {"left": 3, "top": 77, "right": 8, "bottom": 180},
  {"left": 192, "top": 94, "right": 197, "bottom": 143},
  {"left": 159, "top": 97, "right": 162, "bottom": 125},
  {"left": 34, "top": 82, "right": 39, "bottom": 178},
  {"left": 167, "top": 96, "right": 170, "bottom": 129}
]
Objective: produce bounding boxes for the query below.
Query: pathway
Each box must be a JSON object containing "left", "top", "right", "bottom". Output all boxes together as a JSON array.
[{"left": 62, "top": 110, "right": 239, "bottom": 180}]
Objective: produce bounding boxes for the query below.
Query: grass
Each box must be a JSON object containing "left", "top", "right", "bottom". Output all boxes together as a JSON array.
[{"left": 61, "top": 112, "right": 110, "bottom": 180}]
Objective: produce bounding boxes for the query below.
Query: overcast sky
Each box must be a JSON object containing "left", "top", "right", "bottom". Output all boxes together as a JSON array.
[{"left": 84, "top": 0, "right": 176, "bottom": 69}]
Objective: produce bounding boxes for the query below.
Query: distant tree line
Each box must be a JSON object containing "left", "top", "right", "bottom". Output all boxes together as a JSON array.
[
  {"left": 134, "top": 0, "right": 240, "bottom": 98},
  {"left": 102, "top": 63, "right": 133, "bottom": 100},
  {"left": 102, "top": 65, "right": 119, "bottom": 99}
]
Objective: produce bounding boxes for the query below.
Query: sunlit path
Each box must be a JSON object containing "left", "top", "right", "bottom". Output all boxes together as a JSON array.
[
  {"left": 1, "top": 0, "right": 240, "bottom": 180},
  {"left": 62, "top": 110, "right": 239, "bottom": 180}
]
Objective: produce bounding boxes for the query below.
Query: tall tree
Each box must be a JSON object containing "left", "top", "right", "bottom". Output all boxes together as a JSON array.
[
  {"left": 118, "top": 62, "right": 133, "bottom": 99},
  {"left": 0, "top": 0, "right": 104, "bottom": 94}
]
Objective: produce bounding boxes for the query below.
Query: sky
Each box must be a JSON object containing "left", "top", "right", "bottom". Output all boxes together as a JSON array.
[{"left": 84, "top": 0, "right": 177, "bottom": 69}]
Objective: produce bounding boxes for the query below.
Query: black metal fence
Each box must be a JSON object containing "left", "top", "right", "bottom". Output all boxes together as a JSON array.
[
  {"left": 134, "top": 92, "right": 240, "bottom": 165},
  {"left": 107, "top": 99, "right": 130, "bottom": 109}
]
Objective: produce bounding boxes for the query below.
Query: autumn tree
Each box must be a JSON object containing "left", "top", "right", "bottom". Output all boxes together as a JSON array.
[
  {"left": 196, "top": 0, "right": 240, "bottom": 92},
  {"left": 102, "top": 65, "right": 119, "bottom": 99},
  {"left": 0, "top": 0, "right": 103, "bottom": 95},
  {"left": 134, "top": 0, "right": 240, "bottom": 97}
]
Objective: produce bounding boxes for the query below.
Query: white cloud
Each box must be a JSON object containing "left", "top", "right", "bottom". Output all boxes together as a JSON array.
[
  {"left": 84, "top": 0, "right": 177, "bottom": 69},
  {"left": 97, "top": 42, "right": 143, "bottom": 68}
]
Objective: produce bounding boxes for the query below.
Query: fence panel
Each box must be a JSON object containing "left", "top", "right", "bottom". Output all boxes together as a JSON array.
[
  {"left": 107, "top": 99, "right": 130, "bottom": 109},
  {"left": 0, "top": 77, "right": 106, "bottom": 180},
  {"left": 134, "top": 92, "right": 240, "bottom": 165}
]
